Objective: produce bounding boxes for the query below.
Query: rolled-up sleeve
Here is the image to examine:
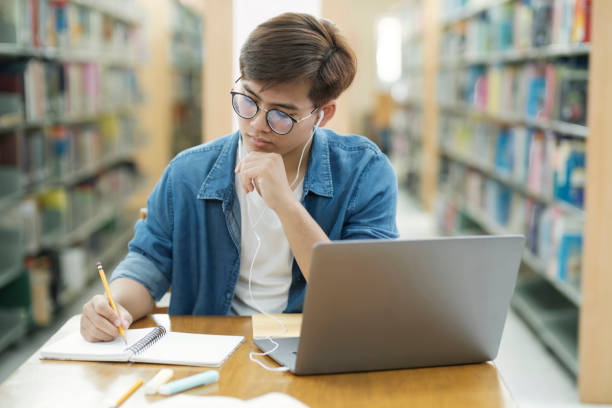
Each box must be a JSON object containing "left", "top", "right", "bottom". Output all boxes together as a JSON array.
[
  {"left": 110, "top": 163, "right": 175, "bottom": 300},
  {"left": 342, "top": 153, "right": 399, "bottom": 240}
]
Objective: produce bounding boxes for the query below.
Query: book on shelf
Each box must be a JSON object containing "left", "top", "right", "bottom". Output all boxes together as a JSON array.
[
  {"left": 525, "top": 64, "right": 547, "bottom": 119},
  {"left": 542, "top": 63, "right": 557, "bottom": 120},
  {"left": 532, "top": 0, "right": 552, "bottom": 47},
  {"left": 526, "top": 129, "right": 556, "bottom": 198},
  {"left": 489, "top": 3, "right": 514, "bottom": 51},
  {"left": 555, "top": 65, "right": 588, "bottom": 126},
  {"left": 488, "top": 179, "right": 513, "bottom": 226},
  {"left": 556, "top": 227, "right": 582, "bottom": 287},
  {"left": 38, "top": 188, "right": 68, "bottom": 238},
  {"left": 536, "top": 205, "right": 583, "bottom": 286},
  {"left": 58, "top": 246, "right": 87, "bottom": 299},
  {"left": 0, "top": 132, "right": 20, "bottom": 198},
  {"left": 510, "top": 126, "right": 529, "bottom": 183},
  {"left": 508, "top": 194, "right": 526, "bottom": 234},
  {"left": 24, "top": 59, "right": 46, "bottom": 121},
  {"left": 553, "top": 138, "right": 585, "bottom": 208},
  {"left": 465, "top": 169, "right": 483, "bottom": 211},
  {"left": 513, "top": 1, "right": 534, "bottom": 51},
  {"left": 499, "top": 65, "right": 515, "bottom": 113},
  {"left": 18, "top": 198, "right": 41, "bottom": 253},
  {"left": 494, "top": 127, "right": 513, "bottom": 176},
  {"left": 525, "top": 200, "right": 545, "bottom": 257},
  {"left": 48, "top": 125, "right": 70, "bottom": 177},
  {"left": 537, "top": 205, "right": 557, "bottom": 274},
  {"left": 21, "top": 129, "right": 49, "bottom": 186},
  {"left": 486, "top": 65, "right": 502, "bottom": 114},
  {"left": 0, "top": 61, "right": 25, "bottom": 127},
  {"left": 0, "top": 0, "right": 24, "bottom": 45},
  {"left": 25, "top": 254, "right": 53, "bottom": 325}
]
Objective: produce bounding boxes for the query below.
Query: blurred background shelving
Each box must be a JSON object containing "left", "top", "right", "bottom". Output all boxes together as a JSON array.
[
  {"left": 380, "top": 0, "right": 612, "bottom": 401},
  {"left": 1, "top": 0, "right": 611, "bottom": 404},
  {"left": 0, "top": 0, "right": 146, "bottom": 352},
  {"left": 169, "top": 0, "right": 203, "bottom": 157},
  {"left": 435, "top": 0, "right": 588, "bottom": 378}
]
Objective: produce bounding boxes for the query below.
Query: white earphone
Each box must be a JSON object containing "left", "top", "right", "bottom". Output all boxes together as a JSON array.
[
  {"left": 242, "top": 109, "right": 324, "bottom": 372},
  {"left": 315, "top": 110, "right": 324, "bottom": 128}
]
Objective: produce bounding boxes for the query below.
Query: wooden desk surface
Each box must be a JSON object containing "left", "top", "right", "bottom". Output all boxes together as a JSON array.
[{"left": 0, "top": 315, "right": 516, "bottom": 407}]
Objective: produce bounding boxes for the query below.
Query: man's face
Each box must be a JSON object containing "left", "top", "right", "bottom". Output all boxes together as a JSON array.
[{"left": 234, "top": 79, "right": 319, "bottom": 159}]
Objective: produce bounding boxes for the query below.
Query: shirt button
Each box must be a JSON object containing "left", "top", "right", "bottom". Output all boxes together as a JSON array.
[{"left": 226, "top": 292, "right": 231, "bottom": 299}]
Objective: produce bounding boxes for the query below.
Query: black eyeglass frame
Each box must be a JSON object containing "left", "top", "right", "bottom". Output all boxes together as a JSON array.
[{"left": 230, "top": 90, "right": 319, "bottom": 135}]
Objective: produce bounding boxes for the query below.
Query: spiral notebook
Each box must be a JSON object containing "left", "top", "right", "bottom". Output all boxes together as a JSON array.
[{"left": 39, "top": 326, "right": 244, "bottom": 367}]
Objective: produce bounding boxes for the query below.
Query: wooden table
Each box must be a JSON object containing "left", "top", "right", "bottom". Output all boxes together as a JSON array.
[{"left": 0, "top": 314, "right": 516, "bottom": 407}]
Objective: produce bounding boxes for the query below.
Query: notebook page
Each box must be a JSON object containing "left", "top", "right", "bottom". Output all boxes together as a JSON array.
[
  {"left": 39, "top": 328, "right": 153, "bottom": 362},
  {"left": 131, "top": 332, "right": 245, "bottom": 366}
]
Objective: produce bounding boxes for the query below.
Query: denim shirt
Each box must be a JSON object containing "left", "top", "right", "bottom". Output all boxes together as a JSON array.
[{"left": 111, "top": 128, "right": 399, "bottom": 315}]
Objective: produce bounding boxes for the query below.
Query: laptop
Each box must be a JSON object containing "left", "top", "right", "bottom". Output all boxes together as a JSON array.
[{"left": 254, "top": 235, "right": 524, "bottom": 375}]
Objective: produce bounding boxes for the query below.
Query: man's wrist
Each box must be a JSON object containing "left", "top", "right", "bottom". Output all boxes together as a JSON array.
[{"left": 273, "top": 193, "right": 303, "bottom": 220}]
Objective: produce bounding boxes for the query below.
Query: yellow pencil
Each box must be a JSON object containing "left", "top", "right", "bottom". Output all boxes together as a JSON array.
[
  {"left": 97, "top": 261, "right": 127, "bottom": 344},
  {"left": 111, "top": 378, "right": 143, "bottom": 408}
]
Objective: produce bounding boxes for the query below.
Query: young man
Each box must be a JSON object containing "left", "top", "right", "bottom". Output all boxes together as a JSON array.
[{"left": 80, "top": 13, "right": 398, "bottom": 342}]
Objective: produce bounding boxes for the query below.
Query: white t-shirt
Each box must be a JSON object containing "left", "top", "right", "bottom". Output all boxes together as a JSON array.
[{"left": 231, "top": 152, "right": 304, "bottom": 316}]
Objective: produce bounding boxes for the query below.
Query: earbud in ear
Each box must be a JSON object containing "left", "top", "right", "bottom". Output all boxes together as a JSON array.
[{"left": 315, "top": 111, "right": 324, "bottom": 128}]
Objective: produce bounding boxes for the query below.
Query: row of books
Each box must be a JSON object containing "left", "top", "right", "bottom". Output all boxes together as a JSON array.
[
  {"left": 171, "top": 68, "right": 202, "bottom": 158},
  {"left": 437, "top": 160, "right": 582, "bottom": 288},
  {"left": 441, "top": 0, "right": 590, "bottom": 48},
  {"left": 169, "top": 0, "right": 203, "bottom": 69},
  {"left": 170, "top": 2, "right": 203, "bottom": 157},
  {"left": 438, "top": 60, "right": 588, "bottom": 125},
  {"left": 0, "top": 60, "right": 141, "bottom": 124},
  {"left": 439, "top": 114, "right": 586, "bottom": 208},
  {"left": 0, "top": 0, "right": 142, "bottom": 58},
  {"left": 0, "top": 115, "right": 138, "bottom": 191},
  {"left": 15, "top": 162, "right": 138, "bottom": 250}
]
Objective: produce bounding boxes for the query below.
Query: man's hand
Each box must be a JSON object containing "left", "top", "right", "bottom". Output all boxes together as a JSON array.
[
  {"left": 80, "top": 294, "right": 133, "bottom": 342},
  {"left": 235, "top": 152, "right": 299, "bottom": 212}
]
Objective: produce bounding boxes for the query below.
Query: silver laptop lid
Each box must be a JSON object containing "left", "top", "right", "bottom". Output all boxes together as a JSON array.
[{"left": 294, "top": 235, "right": 524, "bottom": 375}]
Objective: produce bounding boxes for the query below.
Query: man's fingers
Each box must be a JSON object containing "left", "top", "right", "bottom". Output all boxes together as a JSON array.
[
  {"left": 117, "top": 306, "right": 133, "bottom": 328},
  {"left": 239, "top": 165, "right": 263, "bottom": 194},
  {"left": 92, "top": 295, "right": 122, "bottom": 326},
  {"left": 85, "top": 301, "right": 120, "bottom": 337},
  {"left": 81, "top": 308, "right": 117, "bottom": 342}
]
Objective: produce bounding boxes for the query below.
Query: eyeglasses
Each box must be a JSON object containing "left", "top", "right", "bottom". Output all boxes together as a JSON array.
[{"left": 230, "top": 91, "right": 318, "bottom": 135}]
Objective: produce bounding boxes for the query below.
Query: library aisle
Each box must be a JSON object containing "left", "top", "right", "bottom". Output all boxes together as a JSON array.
[{"left": 2, "top": 0, "right": 611, "bottom": 406}]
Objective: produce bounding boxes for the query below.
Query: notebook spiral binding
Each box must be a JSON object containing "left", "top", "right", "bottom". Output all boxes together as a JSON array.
[{"left": 125, "top": 326, "right": 167, "bottom": 355}]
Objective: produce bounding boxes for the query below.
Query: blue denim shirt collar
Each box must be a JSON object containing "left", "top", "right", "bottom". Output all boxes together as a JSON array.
[
  {"left": 197, "top": 131, "right": 239, "bottom": 201},
  {"left": 196, "top": 130, "right": 334, "bottom": 201}
]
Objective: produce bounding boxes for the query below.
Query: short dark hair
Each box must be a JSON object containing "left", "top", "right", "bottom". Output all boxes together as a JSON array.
[{"left": 239, "top": 13, "right": 357, "bottom": 107}]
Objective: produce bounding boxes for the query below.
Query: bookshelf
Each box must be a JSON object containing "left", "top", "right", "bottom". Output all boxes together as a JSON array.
[
  {"left": 435, "top": 0, "right": 589, "bottom": 378},
  {"left": 169, "top": 0, "right": 203, "bottom": 157},
  {"left": 0, "top": 0, "right": 145, "bottom": 350},
  {"left": 386, "top": 0, "right": 612, "bottom": 402},
  {"left": 389, "top": 1, "right": 425, "bottom": 198}
]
